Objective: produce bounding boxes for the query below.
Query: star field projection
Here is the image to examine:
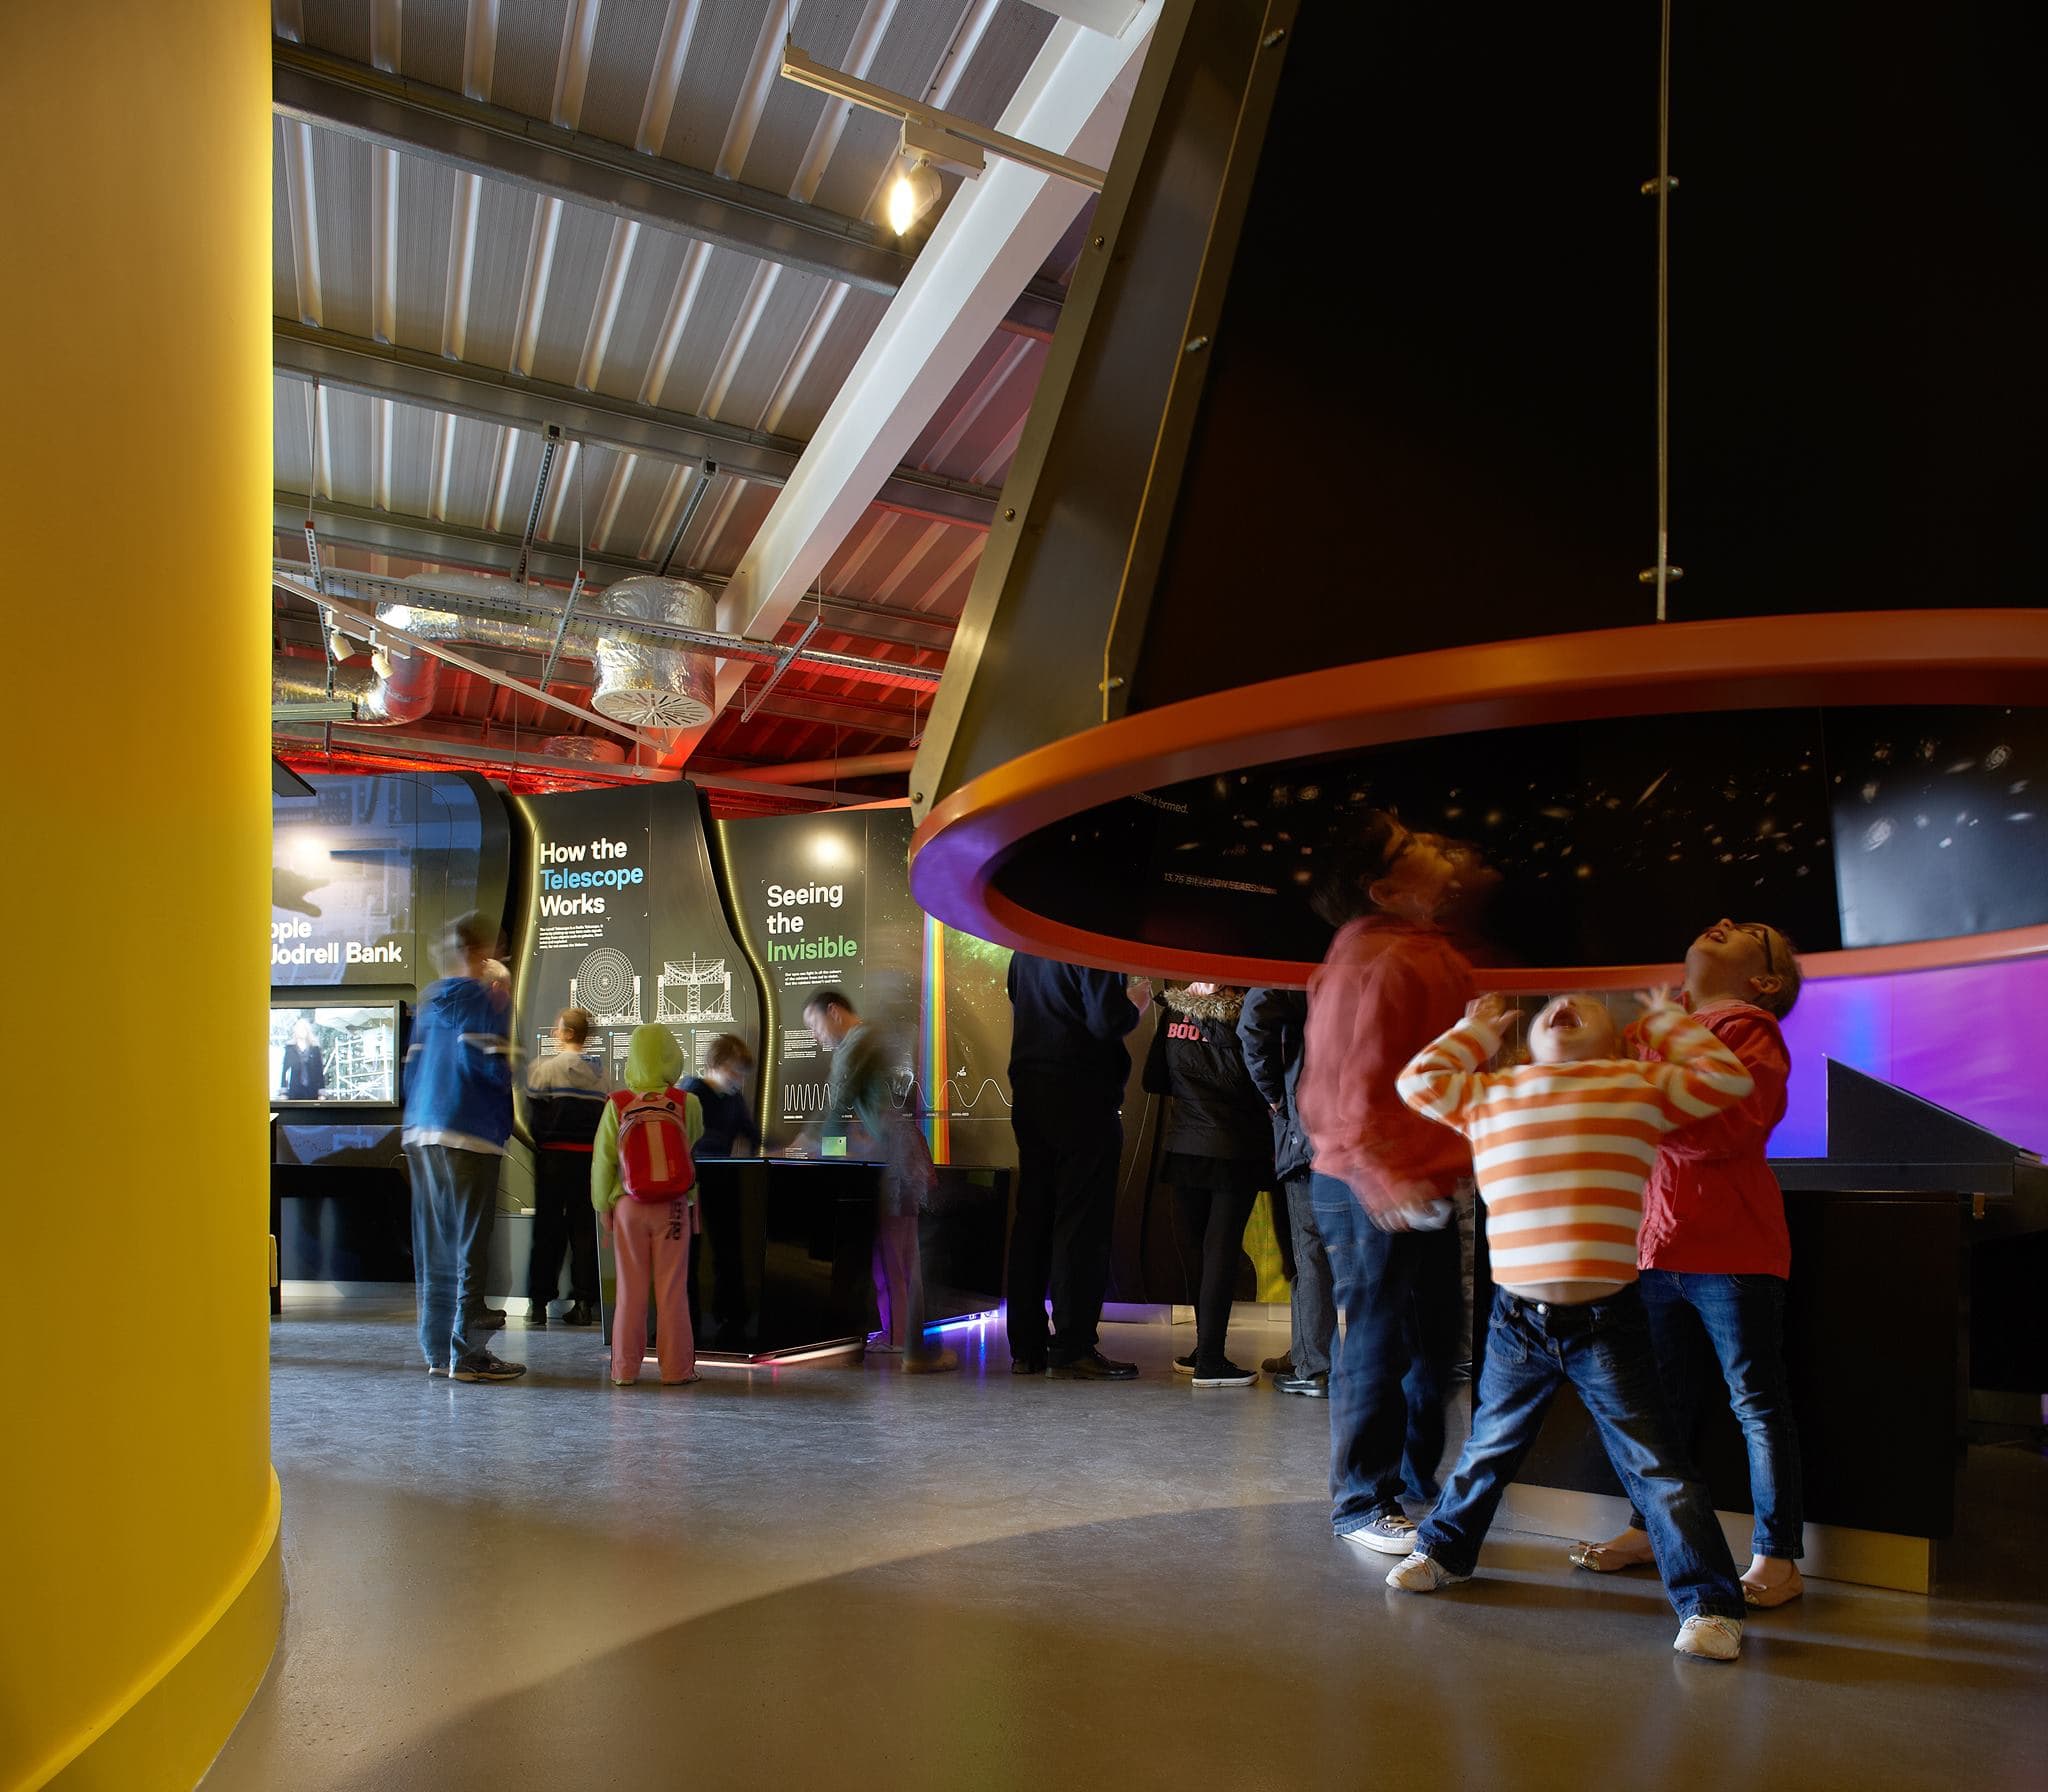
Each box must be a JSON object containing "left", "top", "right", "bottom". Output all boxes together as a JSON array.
[
  {"left": 1829, "top": 708, "right": 2048, "bottom": 949},
  {"left": 992, "top": 708, "right": 2048, "bottom": 968}
]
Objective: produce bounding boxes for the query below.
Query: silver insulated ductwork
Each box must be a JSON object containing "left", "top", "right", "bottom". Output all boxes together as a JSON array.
[
  {"left": 271, "top": 636, "right": 438, "bottom": 725},
  {"left": 376, "top": 571, "right": 717, "bottom": 728},
  {"left": 544, "top": 734, "right": 628, "bottom": 763},
  {"left": 589, "top": 575, "right": 717, "bottom": 727}
]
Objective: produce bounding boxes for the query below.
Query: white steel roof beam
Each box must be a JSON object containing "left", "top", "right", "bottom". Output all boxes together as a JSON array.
[{"left": 660, "top": 3, "right": 1160, "bottom": 768}]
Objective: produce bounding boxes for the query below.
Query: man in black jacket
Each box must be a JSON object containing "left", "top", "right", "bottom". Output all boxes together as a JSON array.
[
  {"left": 1005, "top": 953, "right": 1150, "bottom": 1378},
  {"left": 1238, "top": 987, "right": 1334, "bottom": 1396},
  {"left": 524, "top": 1005, "right": 610, "bottom": 1326}
]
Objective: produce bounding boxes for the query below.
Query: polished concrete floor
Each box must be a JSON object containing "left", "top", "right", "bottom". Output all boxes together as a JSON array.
[{"left": 208, "top": 1292, "right": 2048, "bottom": 1791}]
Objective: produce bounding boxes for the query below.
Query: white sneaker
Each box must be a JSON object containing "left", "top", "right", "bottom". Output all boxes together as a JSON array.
[
  {"left": 1339, "top": 1512, "right": 1419, "bottom": 1556},
  {"left": 1385, "top": 1550, "right": 1470, "bottom": 1593},
  {"left": 1673, "top": 1615, "right": 1744, "bottom": 1661}
]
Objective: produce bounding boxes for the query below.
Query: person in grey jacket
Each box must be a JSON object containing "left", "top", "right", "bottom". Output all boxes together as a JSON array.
[{"left": 1238, "top": 986, "right": 1334, "bottom": 1397}]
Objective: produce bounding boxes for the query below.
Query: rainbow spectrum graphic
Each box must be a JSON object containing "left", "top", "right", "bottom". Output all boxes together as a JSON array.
[{"left": 921, "top": 912, "right": 949, "bottom": 1163}]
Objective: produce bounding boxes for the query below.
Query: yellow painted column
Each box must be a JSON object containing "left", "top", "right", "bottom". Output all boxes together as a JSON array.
[{"left": 0, "top": 5, "right": 280, "bottom": 1788}]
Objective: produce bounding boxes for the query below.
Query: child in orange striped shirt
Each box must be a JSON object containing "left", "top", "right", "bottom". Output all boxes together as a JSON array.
[{"left": 1381, "top": 990, "right": 1756, "bottom": 1662}]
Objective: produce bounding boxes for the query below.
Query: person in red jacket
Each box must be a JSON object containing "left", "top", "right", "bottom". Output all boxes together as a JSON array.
[
  {"left": 1297, "top": 813, "right": 1480, "bottom": 1558},
  {"left": 1570, "top": 918, "right": 1806, "bottom": 1608}
]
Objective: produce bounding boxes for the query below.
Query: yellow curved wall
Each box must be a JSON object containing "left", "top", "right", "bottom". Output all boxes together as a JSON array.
[{"left": 0, "top": 3, "right": 279, "bottom": 1787}]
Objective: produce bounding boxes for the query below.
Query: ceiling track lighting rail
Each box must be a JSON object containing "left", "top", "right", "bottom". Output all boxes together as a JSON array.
[{"left": 777, "top": 44, "right": 1107, "bottom": 237}]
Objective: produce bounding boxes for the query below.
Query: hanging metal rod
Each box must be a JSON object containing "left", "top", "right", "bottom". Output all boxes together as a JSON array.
[
  {"left": 537, "top": 567, "right": 586, "bottom": 694},
  {"left": 1637, "top": 0, "right": 1683, "bottom": 622},
  {"left": 742, "top": 613, "right": 823, "bottom": 723}
]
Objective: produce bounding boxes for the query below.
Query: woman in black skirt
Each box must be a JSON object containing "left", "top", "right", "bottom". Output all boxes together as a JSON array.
[{"left": 1145, "top": 982, "right": 1276, "bottom": 1387}]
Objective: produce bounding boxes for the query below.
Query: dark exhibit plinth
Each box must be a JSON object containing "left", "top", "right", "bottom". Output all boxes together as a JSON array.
[
  {"left": 273, "top": 1122, "right": 412, "bottom": 1294},
  {"left": 602, "top": 1160, "right": 1010, "bottom": 1365},
  {"left": 1491, "top": 1063, "right": 2047, "bottom": 1576}
]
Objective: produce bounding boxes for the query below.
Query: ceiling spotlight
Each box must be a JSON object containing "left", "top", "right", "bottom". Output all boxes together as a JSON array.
[
  {"left": 328, "top": 628, "right": 353, "bottom": 662},
  {"left": 777, "top": 47, "right": 1104, "bottom": 237},
  {"left": 888, "top": 156, "right": 945, "bottom": 236},
  {"left": 370, "top": 648, "right": 394, "bottom": 681}
]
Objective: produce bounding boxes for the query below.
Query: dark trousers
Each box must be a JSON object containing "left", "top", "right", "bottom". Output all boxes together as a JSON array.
[
  {"left": 1419, "top": 1286, "right": 1746, "bottom": 1621},
  {"left": 1170, "top": 1181, "right": 1259, "bottom": 1373},
  {"left": 407, "top": 1143, "right": 501, "bottom": 1371},
  {"left": 528, "top": 1147, "right": 598, "bottom": 1309},
  {"left": 1007, "top": 1079, "right": 1123, "bottom": 1365},
  {"left": 1282, "top": 1173, "right": 1336, "bottom": 1377},
  {"left": 1627, "top": 1269, "right": 1805, "bottom": 1559},
  {"left": 1314, "top": 1172, "right": 1462, "bottom": 1526}
]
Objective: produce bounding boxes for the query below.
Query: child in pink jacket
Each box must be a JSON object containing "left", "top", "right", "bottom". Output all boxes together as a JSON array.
[{"left": 593, "top": 1025, "right": 704, "bottom": 1388}]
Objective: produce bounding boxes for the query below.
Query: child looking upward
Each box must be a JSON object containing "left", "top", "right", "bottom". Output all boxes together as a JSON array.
[
  {"left": 1384, "top": 990, "right": 1755, "bottom": 1663},
  {"left": 1571, "top": 920, "right": 1806, "bottom": 1608}
]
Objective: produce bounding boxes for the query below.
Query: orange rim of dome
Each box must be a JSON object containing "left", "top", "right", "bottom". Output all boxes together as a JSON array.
[{"left": 909, "top": 609, "right": 2048, "bottom": 988}]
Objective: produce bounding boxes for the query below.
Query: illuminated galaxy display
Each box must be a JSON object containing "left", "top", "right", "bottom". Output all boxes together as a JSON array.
[{"left": 989, "top": 707, "right": 2048, "bottom": 969}]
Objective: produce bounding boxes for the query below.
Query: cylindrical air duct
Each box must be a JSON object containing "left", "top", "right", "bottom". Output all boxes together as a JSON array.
[
  {"left": 589, "top": 575, "right": 717, "bottom": 728},
  {"left": 543, "top": 734, "right": 628, "bottom": 763},
  {"left": 377, "top": 570, "right": 715, "bottom": 726}
]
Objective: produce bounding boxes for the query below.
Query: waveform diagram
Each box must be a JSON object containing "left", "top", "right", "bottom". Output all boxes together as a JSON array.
[
  {"left": 570, "top": 946, "right": 642, "bottom": 1026},
  {"left": 656, "top": 955, "right": 734, "bottom": 1024},
  {"left": 897, "top": 1073, "right": 1013, "bottom": 1114}
]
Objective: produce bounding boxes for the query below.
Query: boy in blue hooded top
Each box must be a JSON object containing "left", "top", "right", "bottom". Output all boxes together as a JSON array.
[{"left": 404, "top": 912, "right": 521, "bottom": 1383}]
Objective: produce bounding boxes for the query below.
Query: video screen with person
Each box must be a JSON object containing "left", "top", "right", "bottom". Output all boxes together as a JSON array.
[{"left": 270, "top": 1004, "right": 400, "bottom": 1106}]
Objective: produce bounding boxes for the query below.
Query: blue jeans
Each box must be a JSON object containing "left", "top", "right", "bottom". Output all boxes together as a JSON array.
[
  {"left": 1627, "top": 1269, "right": 1805, "bottom": 1560},
  {"left": 1314, "top": 1172, "right": 1462, "bottom": 1530},
  {"left": 408, "top": 1143, "right": 502, "bottom": 1371},
  {"left": 1418, "top": 1286, "right": 1745, "bottom": 1621}
]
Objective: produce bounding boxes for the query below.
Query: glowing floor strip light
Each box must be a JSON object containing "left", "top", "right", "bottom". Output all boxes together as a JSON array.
[{"left": 923, "top": 1309, "right": 997, "bottom": 1336}]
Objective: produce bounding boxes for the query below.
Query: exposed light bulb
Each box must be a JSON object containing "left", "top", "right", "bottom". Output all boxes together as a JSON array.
[{"left": 886, "top": 158, "right": 943, "bottom": 236}]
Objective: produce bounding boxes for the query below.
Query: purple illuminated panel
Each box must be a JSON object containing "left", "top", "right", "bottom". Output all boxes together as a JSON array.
[{"left": 1775, "top": 959, "right": 2048, "bottom": 1157}]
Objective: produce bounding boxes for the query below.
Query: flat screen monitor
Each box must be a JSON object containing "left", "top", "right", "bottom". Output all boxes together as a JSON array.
[{"left": 271, "top": 1003, "right": 401, "bottom": 1107}]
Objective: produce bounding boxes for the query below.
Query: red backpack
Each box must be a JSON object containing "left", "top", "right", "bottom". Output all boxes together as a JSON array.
[{"left": 610, "top": 1087, "right": 697, "bottom": 1203}]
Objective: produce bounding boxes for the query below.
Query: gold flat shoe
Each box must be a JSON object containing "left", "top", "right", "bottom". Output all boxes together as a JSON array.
[
  {"left": 1742, "top": 1568, "right": 1805, "bottom": 1608},
  {"left": 1569, "top": 1539, "right": 1655, "bottom": 1573}
]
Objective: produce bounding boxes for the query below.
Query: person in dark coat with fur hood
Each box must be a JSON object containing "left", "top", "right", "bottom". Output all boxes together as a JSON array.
[{"left": 1144, "top": 981, "right": 1275, "bottom": 1386}]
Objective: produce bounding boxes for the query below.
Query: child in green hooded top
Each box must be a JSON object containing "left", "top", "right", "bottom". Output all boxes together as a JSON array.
[{"left": 593, "top": 1024, "right": 705, "bottom": 1387}]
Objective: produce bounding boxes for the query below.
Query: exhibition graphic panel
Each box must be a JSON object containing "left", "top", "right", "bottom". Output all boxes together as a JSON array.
[
  {"left": 270, "top": 771, "right": 505, "bottom": 989},
  {"left": 718, "top": 809, "right": 910, "bottom": 1149},
  {"left": 715, "top": 808, "right": 1016, "bottom": 1162},
  {"left": 512, "top": 782, "right": 762, "bottom": 1108}
]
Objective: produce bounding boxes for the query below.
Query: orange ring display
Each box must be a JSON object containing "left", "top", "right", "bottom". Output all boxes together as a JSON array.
[{"left": 909, "top": 609, "right": 2048, "bottom": 987}]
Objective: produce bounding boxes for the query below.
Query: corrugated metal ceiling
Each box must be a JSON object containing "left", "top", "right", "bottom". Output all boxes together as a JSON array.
[{"left": 272, "top": 0, "right": 1100, "bottom": 785}]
